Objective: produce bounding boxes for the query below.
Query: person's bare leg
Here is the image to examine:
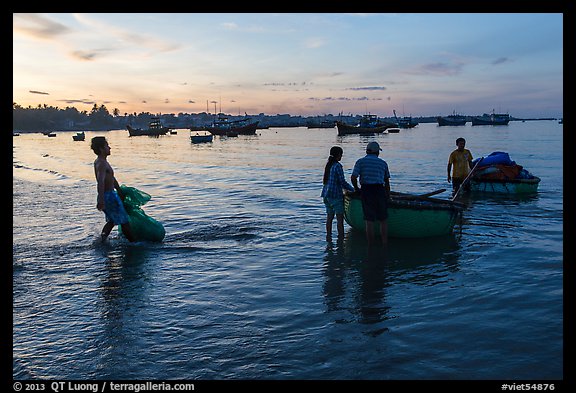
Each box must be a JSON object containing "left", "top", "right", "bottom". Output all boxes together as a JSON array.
[
  {"left": 326, "top": 212, "right": 334, "bottom": 240},
  {"left": 101, "top": 221, "right": 114, "bottom": 242},
  {"left": 336, "top": 213, "right": 345, "bottom": 239},
  {"left": 380, "top": 220, "right": 388, "bottom": 245},
  {"left": 365, "top": 220, "right": 375, "bottom": 246},
  {"left": 120, "top": 223, "right": 136, "bottom": 242}
]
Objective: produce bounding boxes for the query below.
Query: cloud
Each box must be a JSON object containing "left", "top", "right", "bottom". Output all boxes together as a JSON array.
[
  {"left": 73, "top": 14, "right": 181, "bottom": 54},
  {"left": 220, "top": 21, "right": 265, "bottom": 33},
  {"left": 308, "top": 96, "right": 383, "bottom": 102},
  {"left": 304, "top": 37, "right": 325, "bottom": 49},
  {"left": 222, "top": 22, "right": 239, "bottom": 30},
  {"left": 492, "top": 57, "right": 510, "bottom": 65},
  {"left": 29, "top": 90, "right": 50, "bottom": 95},
  {"left": 58, "top": 99, "right": 97, "bottom": 105},
  {"left": 70, "top": 50, "right": 105, "bottom": 61},
  {"left": 13, "top": 13, "right": 70, "bottom": 40},
  {"left": 406, "top": 62, "right": 464, "bottom": 76},
  {"left": 264, "top": 82, "right": 302, "bottom": 86},
  {"left": 346, "top": 86, "right": 387, "bottom": 91},
  {"left": 16, "top": 13, "right": 179, "bottom": 65}
]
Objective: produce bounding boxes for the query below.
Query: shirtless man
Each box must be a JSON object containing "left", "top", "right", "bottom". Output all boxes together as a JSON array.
[{"left": 91, "top": 136, "right": 135, "bottom": 242}]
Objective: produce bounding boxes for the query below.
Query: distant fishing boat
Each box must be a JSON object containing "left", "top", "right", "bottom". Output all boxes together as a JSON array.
[
  {"left": 471, "top": 111, "right": 510, "bottom": 126},
  {"left": 344, "top": 191, "right": 464, "bottom": 238},
  {"left": 190, "top": 131, "right": 213, "bottom": 144},
  {"left": 306, "top": 119, "right": 336, "bottom": 129},
  {"left": 437, "top": 111, "right": 467, "bottom": 126},
  {"left": 203, "top": 114, "right": 259, "bottom": 136},
  {"left": 336, "top": 114, "right": 393, "bottom": 136},
  {"left": 127, "top": 117, "right": 169, "bottom": 136},
  {"left": 72, "top": 131, "right": 85, "bottom": 141},
  {"left": 43, "top": 131, "right": 57, "bottom": 137},
  {"left": 393, "top": 110, "right": 418, "bottom": 128}
]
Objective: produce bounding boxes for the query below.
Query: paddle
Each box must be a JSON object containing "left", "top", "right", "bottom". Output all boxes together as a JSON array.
[
  {"left": 451, "top": 157, "right": 484, "bottom": 201},
  {"left": 390, "top": 188, "right": 446, "bottom": 198},
  {"left": 419, "top": 188, "right": 446, "bottom": 198},
  {"left": 390, "top": 189, "right": 466, "bottom": 208}
]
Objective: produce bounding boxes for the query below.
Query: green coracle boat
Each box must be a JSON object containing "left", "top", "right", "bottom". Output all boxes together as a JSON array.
[
  {"left": 469, "top": 177, "right": 540, "bottom": 194},
  {"left": 343, "top": 191, "right": 464, "bottom": 238}
]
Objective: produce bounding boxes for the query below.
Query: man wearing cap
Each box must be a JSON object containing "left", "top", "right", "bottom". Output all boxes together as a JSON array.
[{"left": 351, "top": 141, "right": 391, "bottom": 245}]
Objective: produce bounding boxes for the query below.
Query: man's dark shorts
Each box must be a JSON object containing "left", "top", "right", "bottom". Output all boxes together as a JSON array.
[
  {"left": 360, "top": 184, "right": 388, "bottom": 221},
  {"left": 452, "top": 177, "right": 471, "bottom": 192}
]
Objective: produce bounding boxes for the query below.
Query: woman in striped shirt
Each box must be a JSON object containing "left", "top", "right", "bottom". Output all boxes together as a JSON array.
[{"left": 321, "top": 146, "right": 355, "bottom": 240}]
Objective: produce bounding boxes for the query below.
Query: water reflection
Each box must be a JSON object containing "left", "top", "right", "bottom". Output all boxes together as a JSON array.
[
  {"left": 323, "top": 236, "right": 390, "bottom": 326},
  {"left": 322, "top": 230, "right": 460, "bottom": 334},
  {"left": 96, "top": 244, "right": 155, "bottom": 375}
]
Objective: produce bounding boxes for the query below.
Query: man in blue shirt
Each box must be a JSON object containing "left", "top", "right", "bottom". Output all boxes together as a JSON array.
[{"left": 351, "top": 141, "right": 391, "bottom": 245}]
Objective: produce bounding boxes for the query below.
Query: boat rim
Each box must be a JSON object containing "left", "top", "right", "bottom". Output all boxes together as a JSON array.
[{"left": 471, "top": 177, "right": 541, "bottom": 184}]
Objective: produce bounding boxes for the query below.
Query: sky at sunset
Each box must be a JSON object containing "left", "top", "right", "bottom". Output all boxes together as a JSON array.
[{"left": 13, "top": 13, "right": 563, "bottom": 118}]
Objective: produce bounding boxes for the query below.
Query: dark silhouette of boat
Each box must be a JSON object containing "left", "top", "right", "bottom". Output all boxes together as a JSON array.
[
  {"left": 437, "top": 111, "right": 467, "bottom": 126},
  {"left": 126, "top": 117, "right": 169, "bottom": 136},
  {"left": 190, "top": 131, "right": 214, "bottom": 144},
  {"left": 471, "top": 111, "right": 510, "bottom": 126},
  {"left": 306, "top": 119, "right": 336, "bottom": 129},
  {"left": 393, "top": 110, "right": 418, "bottom": 128},
  {"left": 336, "top": 114, "right": 394, "bottom": 135},
  {"left": 202, "top": 114, "right": 258, "bottom": 136}
]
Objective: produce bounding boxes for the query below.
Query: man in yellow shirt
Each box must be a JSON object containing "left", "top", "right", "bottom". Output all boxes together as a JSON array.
[{"left": 447, "top": 137, "right": 473, "bottom": 195}]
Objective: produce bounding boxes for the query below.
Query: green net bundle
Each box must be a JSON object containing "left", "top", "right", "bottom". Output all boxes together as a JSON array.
[{"left": 118, "top": 185, "right": 165, "bottom": 242}]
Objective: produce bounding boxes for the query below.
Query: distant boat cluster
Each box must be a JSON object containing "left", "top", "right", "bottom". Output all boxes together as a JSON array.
[
  {"left": 17, "top": 108, "right": 561, "bottom": 141},
  {"left": 334, "top": 110, "right": 419, "bottom": 136},
  {"left": 126, "top": 114, "right": 259, "bottom": 144},
  {"left": 437, "top": 110, "right": 511, "bottom": 126}
]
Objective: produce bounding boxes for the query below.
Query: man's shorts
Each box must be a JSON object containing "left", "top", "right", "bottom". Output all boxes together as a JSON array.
[
  {"left": 452, "top": 177, "right": 471, "bottom": 192},
  {"left": 103, "top": 190, "right": 130, "bottom": 225},
  {"left": 360, "top": 184, "right": 388, "bottom": 221},
  {"left": 323, "top": 196, "right": 345, "bottom": 215}
]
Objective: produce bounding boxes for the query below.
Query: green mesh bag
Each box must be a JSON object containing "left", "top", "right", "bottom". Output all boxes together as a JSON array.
[{"left": 118, "top": 185, "right": 165, "bottom": 242}]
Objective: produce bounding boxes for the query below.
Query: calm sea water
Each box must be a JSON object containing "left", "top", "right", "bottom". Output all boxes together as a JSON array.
[{"left": 13, "top": 121, "right": 563, "bottom": 380}]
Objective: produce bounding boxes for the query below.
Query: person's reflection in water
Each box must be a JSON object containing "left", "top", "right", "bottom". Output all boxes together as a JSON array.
[
  {"left": 323, "top": 230, "right": 462, "bottom": 337},
  {"left": 96, "top": 244, "right": 152, "bottom": 373},
  {"left": 322, "top": 238, "right": 346, "bottom": 314},
  {"left": 356, "top": 245, "right": 391, "bottom": 329},
  {"left": 322, "top": 232, "right": 391, "bottom": 335}
]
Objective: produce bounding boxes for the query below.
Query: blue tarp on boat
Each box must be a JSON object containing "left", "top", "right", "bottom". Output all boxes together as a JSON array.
[{"left": 473, "top": 151, "right": 515, "bottom": 167}]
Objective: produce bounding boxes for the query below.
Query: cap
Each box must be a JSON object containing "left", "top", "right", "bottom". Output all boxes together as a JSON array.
[{"left": 366, "top": 141, "right": 382, "bottom": 152}]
